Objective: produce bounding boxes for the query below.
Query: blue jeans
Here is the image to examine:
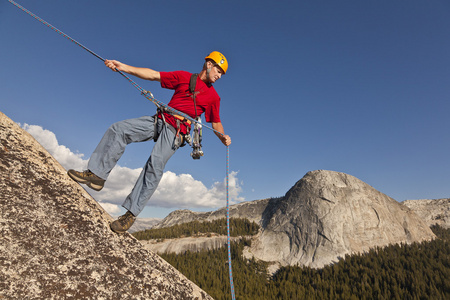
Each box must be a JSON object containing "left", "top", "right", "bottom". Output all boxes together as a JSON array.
[{"left": 88, "top": 115, "right": 178, "bottom": 216}]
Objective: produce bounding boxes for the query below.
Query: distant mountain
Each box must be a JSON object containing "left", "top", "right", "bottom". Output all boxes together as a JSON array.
[
  {"left": 149, "top": 170, "right": 435, "bottom": 269},
  {"left": 153, "top": 198, "right": 273, "bottom": 229},
  {"left": 403, "top": 198, "right": 450, "bottom": 229},
  {"left": 0, "top": 111, "right": 212, "bottom": 299},
  {"left": 246, "top": 170, "right": 434, "bottom": 268},
  {"left": 129, "top": 217, "right": 162, "bottom": 233}
]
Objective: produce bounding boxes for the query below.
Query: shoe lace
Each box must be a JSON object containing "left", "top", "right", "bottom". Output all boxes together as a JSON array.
[{"left": 83, "top": 170, "right": 96, "bottom": 178}]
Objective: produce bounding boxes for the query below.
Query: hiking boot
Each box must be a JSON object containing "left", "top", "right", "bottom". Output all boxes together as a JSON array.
[
  {"left": 110, "top": 211, "right": 136, "bottom": 234},
  {"left": 67, "top": 169, "right": 105, "bottom": 191}
]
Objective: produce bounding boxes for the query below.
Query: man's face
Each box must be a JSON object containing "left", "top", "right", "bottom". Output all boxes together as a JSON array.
[{"left": 208, "top": 63, "right": 224, "bottom": 83}]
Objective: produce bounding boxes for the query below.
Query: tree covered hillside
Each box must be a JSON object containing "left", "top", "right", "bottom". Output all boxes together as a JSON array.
[
  {"left": 136, "top": 222, "right": 449, "bottom": 299},
  {"left": 132, "top": 218, "right": 259, "bottom": 240}
]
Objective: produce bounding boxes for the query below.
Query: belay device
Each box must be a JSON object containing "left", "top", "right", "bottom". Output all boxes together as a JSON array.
[{"left": 189, "top": 73, "right": 204, "bottom": 159}]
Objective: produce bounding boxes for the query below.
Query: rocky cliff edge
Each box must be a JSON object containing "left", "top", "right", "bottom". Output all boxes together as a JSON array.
[{"left": 0, "top": 111, "right": 212, "bottom": 299}]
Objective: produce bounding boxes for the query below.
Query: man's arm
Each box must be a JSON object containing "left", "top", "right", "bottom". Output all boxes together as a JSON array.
[
  {"left": 212, "top": 122, "right": 231, "bottom": 146},
  {"left": 104, "top": 59, "right": 161, "bottom": 82}
]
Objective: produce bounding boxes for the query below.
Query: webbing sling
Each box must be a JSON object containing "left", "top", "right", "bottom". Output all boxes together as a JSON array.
[
  {"left": 189, "top": 74, "right": 203, "bottom": 159},
  {"left": 7, "top": 1, "right": 236, "bottom": 299},
  {"left": 189, "top": 73, "right": 199, "bottom": 117}
]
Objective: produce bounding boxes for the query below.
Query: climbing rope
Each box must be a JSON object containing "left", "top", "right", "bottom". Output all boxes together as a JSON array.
[
  {"left": 226, "top": 146, "right": 236, "bottom": 300},
  {"left": 8, "top": 1, "right": 236, "bottom": 299},
  {"left": 6, "top": 0, "right": 220, "bottom": 136}
]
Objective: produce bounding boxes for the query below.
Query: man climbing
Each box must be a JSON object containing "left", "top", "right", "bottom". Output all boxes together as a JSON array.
[{"left": 68, "top": 51, "right": 231, "bottom": 233}]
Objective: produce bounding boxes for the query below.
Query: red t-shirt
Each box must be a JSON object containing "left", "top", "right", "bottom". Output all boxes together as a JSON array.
[{"left": 160, "top": 71, "right": 221, "bottom": 134}]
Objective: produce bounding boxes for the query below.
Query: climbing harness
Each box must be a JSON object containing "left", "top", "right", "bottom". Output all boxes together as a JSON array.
[
  {"left": 152, "top": 105, "right": 192, "bottom": 149},
  {"left": 152, "top": 73, "right": 204, "bottom": 158},
  {"left": 8, "top": 1, "right": 236, "bottom": 299}
]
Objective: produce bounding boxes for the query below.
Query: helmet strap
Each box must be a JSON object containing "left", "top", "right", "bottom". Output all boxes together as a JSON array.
[
  {"left": 206, "top": 68, "right": 212, "bottom": 86},
  {"left": 203, "top": 61, "right": 214, "bottom": 87}
]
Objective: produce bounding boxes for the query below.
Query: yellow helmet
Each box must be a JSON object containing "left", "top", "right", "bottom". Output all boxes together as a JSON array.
[{"left": 205, "top": 51, "right": 228, "bottom": 74}]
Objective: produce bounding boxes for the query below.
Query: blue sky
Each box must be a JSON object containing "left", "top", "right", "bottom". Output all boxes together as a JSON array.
[{"left": 2, "top": 0, "right": 450, "bottom": 219}]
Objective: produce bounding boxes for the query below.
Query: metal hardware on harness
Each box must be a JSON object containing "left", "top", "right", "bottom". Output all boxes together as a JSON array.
[
  {"left": 190, "top": 117, "right": 203, "bottom": 159},
  {"left": 189, "top": 73, "right": 204, "bottom": 159}
]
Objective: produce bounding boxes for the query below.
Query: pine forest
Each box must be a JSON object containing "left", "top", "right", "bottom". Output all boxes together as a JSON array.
[{"left": 134, "top": 221, "right": 450, "bottom": 299}]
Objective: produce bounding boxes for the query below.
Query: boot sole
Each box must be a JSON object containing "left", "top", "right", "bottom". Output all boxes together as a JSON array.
[
  {"left": 110, "top": 227, "right": 126, "bottom": 234},
  {"left": 68, "top": 171, "right": 104, "bottom": 191},
  {"left": 110, "top": 215, "right": 136, "bottom": 234}
]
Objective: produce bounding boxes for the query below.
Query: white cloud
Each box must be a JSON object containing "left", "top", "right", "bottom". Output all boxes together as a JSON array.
[
  {"left": 152, "top": 170, "right": 244, "bottom": 209},
  {"left": 98, "top": 202, "right": 122, "bottom": 215},
  {"left": 95, "top": 165, "right": 142, "bottom": 204},
  {"left": 21, "top": 123, "right": 244, "bottom": 214},
  {"left": 21, "top": 124, "right": 87, "bottom": 170}
]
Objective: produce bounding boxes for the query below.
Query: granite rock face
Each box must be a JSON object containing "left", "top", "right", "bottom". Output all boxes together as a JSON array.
[
  {"left": 403, "top": 198, "right": 450, "bottom": 229},
  {"left": 0, "top": 111, "right": 212, "bottom": 299},
  {"left": 143, "top": 236, "right": 243, "bottom": 255},
  {"left": 247, "top": 170, "right": 435, "bottom": 268}
]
